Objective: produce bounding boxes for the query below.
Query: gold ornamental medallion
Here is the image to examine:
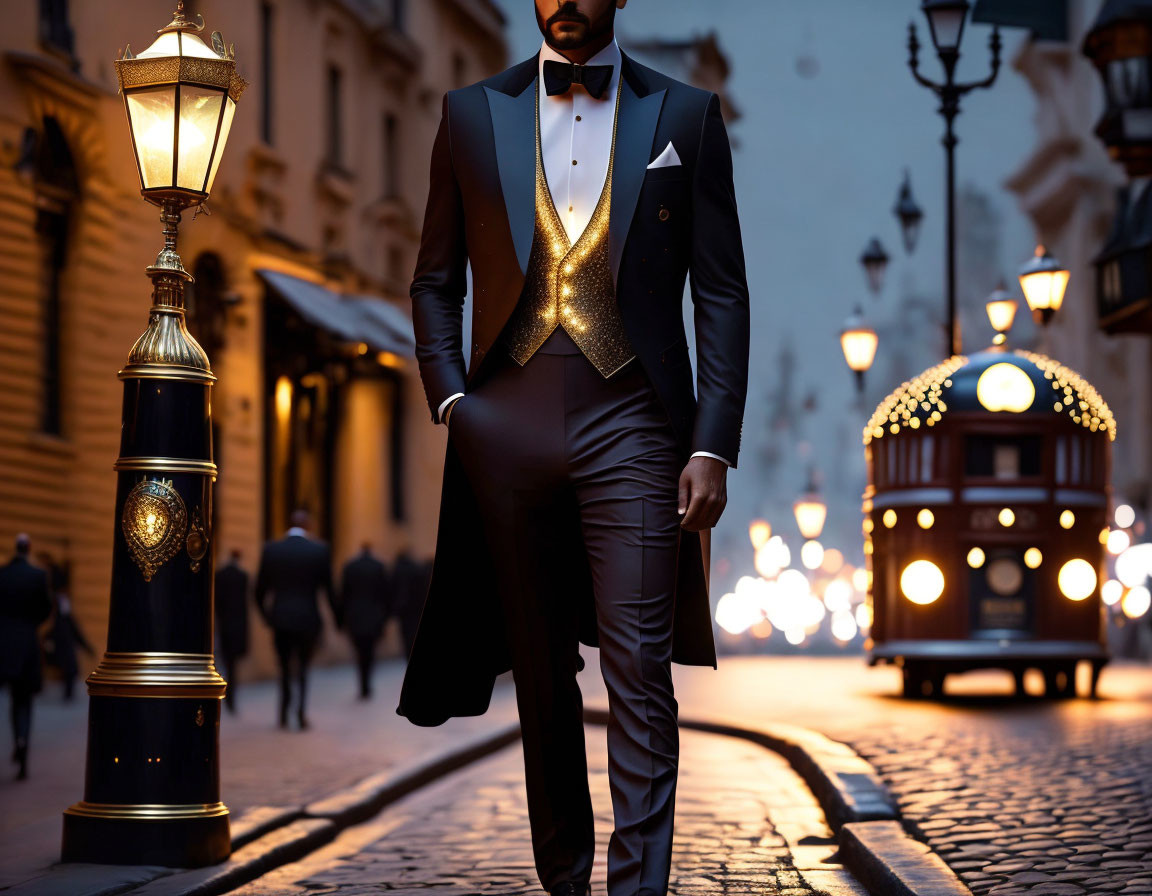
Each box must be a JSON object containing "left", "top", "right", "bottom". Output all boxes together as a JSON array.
[
  {"left": 186, "top": 507, "right": 208, "bottom": 572},
  {"left": 122, "top": 478, "right": 188, "bottom": 581}
]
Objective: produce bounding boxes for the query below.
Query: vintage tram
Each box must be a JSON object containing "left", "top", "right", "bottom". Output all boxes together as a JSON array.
[{"left": 862, "top": 336, "right": 1115, "bottom": 698}]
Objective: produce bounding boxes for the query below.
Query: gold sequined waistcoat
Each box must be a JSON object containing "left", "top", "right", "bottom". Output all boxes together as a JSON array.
[{"left": 501, "top": 80, "right": 635, "bottom": 377}]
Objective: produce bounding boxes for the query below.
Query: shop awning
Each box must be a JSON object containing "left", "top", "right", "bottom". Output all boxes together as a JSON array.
[{"left": 257, "top": 268, "right": 415, "bottom": 357}]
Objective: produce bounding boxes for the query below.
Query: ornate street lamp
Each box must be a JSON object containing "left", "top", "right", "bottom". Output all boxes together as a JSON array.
[
  {"left": 985, "top": 280, "right": 1018, "bottom": 345},
  {"left": 794, "top": 470, "right": 828, "bottom": 541},
  {"left": 840, "top": 304, "right": 879, "bottom": 392},
  {"left": 860, "top": 237, "right": 890, "bottom": 295},
  {"left": 1018, "top": 245, "right": 1070, "bottom": 326},
  {"left": 61, "top": 2, "right": 245, "bottom": 868},
  {"left": 893, "top": 170, "right": 924, "bottom": 254},
  {"left": 908, "top": 0, "right": 1002, "bottom": 356}
]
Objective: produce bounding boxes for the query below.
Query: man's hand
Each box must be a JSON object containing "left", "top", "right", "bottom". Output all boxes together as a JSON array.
[{"left": 678, "top": 455, "right": 728, "bottom": 531}]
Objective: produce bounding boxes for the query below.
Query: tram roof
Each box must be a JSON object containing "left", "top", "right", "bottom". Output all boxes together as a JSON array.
[{"left": 862, "top": 346, "right": 1116, "bottom": 446}]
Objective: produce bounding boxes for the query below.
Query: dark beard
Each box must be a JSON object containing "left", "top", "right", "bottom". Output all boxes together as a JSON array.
[{"left": 535, "top": 1, "right": 615, "bottom": 51}]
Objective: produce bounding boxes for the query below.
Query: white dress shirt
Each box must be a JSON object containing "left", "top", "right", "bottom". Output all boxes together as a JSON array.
[{"left": 441, "top": 40, "right": 730, "bottom": 468}]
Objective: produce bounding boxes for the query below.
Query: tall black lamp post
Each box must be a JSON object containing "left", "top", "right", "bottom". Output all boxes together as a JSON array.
[
  {"left": 908, "top": 0, "right": 1002, "bottom": 356},
  {"left": 61, "top": 2, "right": 245, "bottom": 867}
]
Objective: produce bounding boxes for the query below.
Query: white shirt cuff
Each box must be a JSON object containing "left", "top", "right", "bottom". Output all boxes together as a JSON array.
[
  {"left": 691, "top": 450, "right": 733, "bottom": 467},
  {"left": 438, "top": 392, "right": 465, "bottom": 424}
]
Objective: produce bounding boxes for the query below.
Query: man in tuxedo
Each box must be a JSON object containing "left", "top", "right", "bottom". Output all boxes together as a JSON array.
[
  {"left": 255, "top": 510, "right": 338, "bottom": 730},
  {"left": 0, "top": 535, "right": 53, "bottom": 779},
  {"left": 398, "top": 0, "right": 749, "bottom": 893},
  {"left": 214, "top": 549, "right": 251, "bottom": 714},
  {"left": 339, "top": 543, "right": 391, "bottom": 699}
]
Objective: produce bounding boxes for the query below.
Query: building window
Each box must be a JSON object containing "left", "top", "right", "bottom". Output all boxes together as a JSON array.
[
  {"left": 39, "top": 0, "right": 74, "bottom": 59},
  {"left": 382, "top": 112, "right": 398, "bottom": 198},
  {"left": 33, "top": 117, "right": 78, "bottom": 437},
  {"left": 326, "top": 64, "right": 343, "bottom": 167},
  {"left": 186, "top": 253, "right": 229, "bottom": 362},
  {"left": 260, "top": 1, "right": 274, "bottom": 144}
]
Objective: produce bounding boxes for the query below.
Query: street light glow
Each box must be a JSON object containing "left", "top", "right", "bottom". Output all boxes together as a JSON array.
[
  {"left": 801, "top": 540, "right": 825, "bottom": 570},
  {"left": 1115, "top": 504, "right": 1135, "bottom": 529},
  {"left": 1122, "top": 585, "right": 1151, "bottom": 619},
  {"left": 1060, "top": 509, "right": 1076, "bottom": 529},
  {"left": 1107, "top": 529, "right": 1131, "bottom": 555}
]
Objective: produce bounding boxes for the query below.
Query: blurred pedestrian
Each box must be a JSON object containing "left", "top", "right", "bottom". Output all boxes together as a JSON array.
[
  {"left": 340, "top": 543, "right": 391, "bottom": 699},
  {"left": 214, "top": 549, "right": 250, "bottom": 715},
  {"left": 42, "top": 561, "right": 93, "bottom": 701},
  {"left": 255, "top": 510, "right": 338, "bottom": 730},
  {"left": 0, "top": 534, "right": 53, "bottom": 779},
  {"left": 390, "top": 549, "right": 424, "bottom": 659}
]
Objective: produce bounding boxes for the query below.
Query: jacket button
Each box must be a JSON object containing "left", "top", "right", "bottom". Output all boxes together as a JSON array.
[{"left": 658, "top": 207, "right": 670, "bottom": 221}]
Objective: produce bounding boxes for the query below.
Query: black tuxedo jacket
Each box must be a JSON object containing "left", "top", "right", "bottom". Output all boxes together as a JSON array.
[
  {"left": 0, "top": 557, "right": 52, "bottom": 691},
  {"left": 399, "top": 52, "right": 750, "bottom": 727},
  {"left": 254, "top": 535, "right": 338, "bottom": 636},
  {"left": 340, "top": 551, "right": 391, "bottom": 640},
  {"left": 411, "top": 51, "right": 749, "bottom": 463}
]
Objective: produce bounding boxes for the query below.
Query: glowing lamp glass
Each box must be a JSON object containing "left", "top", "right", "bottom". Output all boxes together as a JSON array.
[
  {"left": 1018, "top": 245, "right": 1070, "bottom": 315},
  {"left": 840, "top": 312, "right": 879, "bottom": 373},
  {"left": 794, "top": 496, "right": 827, "bottom": 540},
  {"left": 883, "top": 509, "right": 898, "bottom": 528},
  {"left": 1059, "top": 510, "right": 1075, "bottom": 529},
  {"left": 917, "top": 508, "right": 935, "bottom": 529},
  {"left": 1058, "top": 558, "right": 1097, "bottom": 601},
  {"left": 1024, "top": 548, "right": 1043, "bottom": 569},
  {"left": 117, "top": 26, "right": 245, "bottom": 203},
  {"left": 900, "top": 559, "right": 945, "bottom": 605},
  {"left": 985, "top": 297, "right": 1018, "bottom": 334},
  {"left": 749, "top": 519, "right": 772, "bottom": 550},
  {"left": 967, "top": 546, "right": 986, "bottom": 568},
  {"left": 998, "top": 508, "right": 1016, "bottom": 527},
  {"left": 976, "top": 363, "right": 1036, "bottom": 413}
]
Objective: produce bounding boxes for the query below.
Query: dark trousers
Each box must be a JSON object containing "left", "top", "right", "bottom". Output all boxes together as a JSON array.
[
  {"left": 8, "top": 684, "right": 32, "bottom": 749},
  {"left": 450, "top": 328, "right": 682, "bottom": 896},
  {"left": 273, "top": 630, "right": 317, "bottom": 723},
  {"left": 352, "top": 635, "right": 377, "bottom": 697}
]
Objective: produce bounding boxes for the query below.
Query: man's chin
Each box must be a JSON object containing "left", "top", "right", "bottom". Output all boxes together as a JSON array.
[{"left": 548, "top": 24, "right": 591, "bottom": 49}]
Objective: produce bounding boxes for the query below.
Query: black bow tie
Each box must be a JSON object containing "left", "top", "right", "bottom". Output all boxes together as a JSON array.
[{"left": 543, "top": 59, "right": 613, "bottom": 99}]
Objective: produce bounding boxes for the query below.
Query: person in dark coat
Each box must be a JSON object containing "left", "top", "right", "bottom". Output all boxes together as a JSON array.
[
  {"left": 390, "top": 550, "right": 424, "bottom": 659},
  {"left": 0, "top": 534, "right": 53, "bottom": 779},
  {"left": 255, "top": 510, "right": 338, "bottom": 730},
  {"left": 214, "top": 549, "right": 251, "bottom": 715},
  {"left": 339, "top": 544, "right": 391, "bottom": 699},
  {"left": 42, "top": 561, "right": 93, "bottom": 701}
]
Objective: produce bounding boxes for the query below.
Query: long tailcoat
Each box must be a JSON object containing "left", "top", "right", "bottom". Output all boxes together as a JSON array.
[{"left": 399, "top": 52, "right": 750, "bottom": 727}]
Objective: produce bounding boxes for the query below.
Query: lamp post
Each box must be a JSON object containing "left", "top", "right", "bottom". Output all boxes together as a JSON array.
[
  {"left": 985, "top": 280, "right": 1019, "bottom": 345},
  {"left": 794, "top": 470, "right": 828, "bottom": 541},
  {"left": 860, "top": 237, "right": 890, "bottom": 296},
  {"left": 908, "top": 0, "right": 1002, "bottom": 356},
  {"left": 61, "top": 2, "right": 245, "bottom": 867},
  {"left": 893, "top": 169, "right": 924, "bottom": 254},
  {"left": 840, "top": 305, "right": 879, "bottom": 392},
  {"left": 1018, "top": 244, "right": 1070, "bottom": 326}
]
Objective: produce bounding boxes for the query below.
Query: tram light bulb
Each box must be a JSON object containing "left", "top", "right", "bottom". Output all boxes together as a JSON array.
[
  {"left": 966, "top": 547, "right": 986, "bottom": 568},
  {"left": 1058, "top": 558, "right": 1097, "bottom": 602},
  {"left": 900, "top": 559, "right": 945, "bottom": 605},
  {"left": 1024, "top": 547, "right": 1043, "bottom": 569}
]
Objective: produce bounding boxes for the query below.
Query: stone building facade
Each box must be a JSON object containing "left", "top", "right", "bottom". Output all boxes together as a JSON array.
[
  {"left": 1004, "top": 0, "right": 1152, "bottom": 516},
  {"left": 0, "top": 0, "right": 506, "bottom": 676}
]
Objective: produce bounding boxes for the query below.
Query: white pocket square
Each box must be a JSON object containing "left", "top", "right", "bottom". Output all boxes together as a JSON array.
[{"left": 647, "top": 141, "right": 681, "bottom": 169}]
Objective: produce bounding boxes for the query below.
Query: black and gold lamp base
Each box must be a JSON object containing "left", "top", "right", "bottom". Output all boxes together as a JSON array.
[{"left": 62, "top": 802, "right": 230, "bottom": 867}]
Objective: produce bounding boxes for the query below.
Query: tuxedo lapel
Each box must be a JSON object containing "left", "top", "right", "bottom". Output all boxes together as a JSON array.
[
  {"left": 609, "top": 56, "right": 666, "bottom": 287},
  {"left": 485, "top": 77, "right": 537, "bottom": 277}
]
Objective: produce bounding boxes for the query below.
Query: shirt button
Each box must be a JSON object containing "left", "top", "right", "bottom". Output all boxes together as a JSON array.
[{"left": 575, "top": 115, "right": 582, "bottom": 121}]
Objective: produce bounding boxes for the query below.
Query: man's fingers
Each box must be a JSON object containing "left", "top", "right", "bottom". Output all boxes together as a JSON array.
[
  {"left": 678, "top": 470, "right": 691, "bottom": 517},
  {"left": 682, "top": 488, "right": 726, "bottom": 531}
]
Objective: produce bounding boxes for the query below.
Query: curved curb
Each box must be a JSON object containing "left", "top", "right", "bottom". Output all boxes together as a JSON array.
[{"left": 584, "top": 706, "right": 972, "bottom": 896}]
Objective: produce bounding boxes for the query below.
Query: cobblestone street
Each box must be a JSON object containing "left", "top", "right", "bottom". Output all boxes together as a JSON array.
[{"left": 232, "top": 727, "right": 863, "bottom": 896}]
